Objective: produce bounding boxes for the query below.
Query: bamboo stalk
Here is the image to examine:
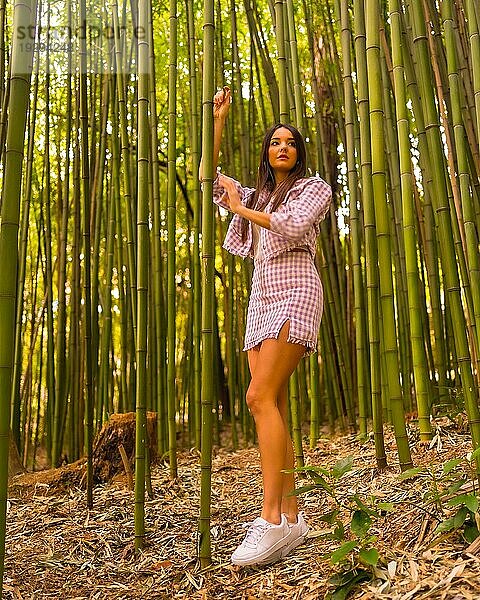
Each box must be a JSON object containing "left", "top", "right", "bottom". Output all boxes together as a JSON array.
[
  {"left": 389, "top": 0, "right": 432, "bottom": 440},
  {"left": 167, "top": 0, "right": 178, "bottom": 478},
  {"left": 408, "top": 0, "right": 480, "bottom": 459},
  {"left": 10, "top": 24, "right": 40, "bottom": 451},
  {"left": 353, "top": 0, "right": 386, "bottom": 467},
  {"left": 198, "top": 0, "right": 215, "bottom": 567},
  {"left": 134, "top": 0, "right": 151, "bottom": 553},
  {"left": 0, "top": 0, "right": 36, "bottom": 585},
  {"left": 443, "top": 0, "right": 480, "bottom": 364},
  {"left": 339, "top": 0, "right": 369, "bottom": 437},
  {"left": 273, "top": 0, "right": 288, "bottom": 122}
]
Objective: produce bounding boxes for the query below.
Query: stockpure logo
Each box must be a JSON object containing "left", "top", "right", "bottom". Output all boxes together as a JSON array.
[
  {"left": 16, "top": 23, "right": 147, "bottom": 43},
  {"left": 12, "top": 11, "right": 150, "bottom": 74}
]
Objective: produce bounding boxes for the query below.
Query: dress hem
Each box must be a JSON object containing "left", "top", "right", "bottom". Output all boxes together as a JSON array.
[{"left": 243, "top": 331, "right": 317, "bottom": 355}]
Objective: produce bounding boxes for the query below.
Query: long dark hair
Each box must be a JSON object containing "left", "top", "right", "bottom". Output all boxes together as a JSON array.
[{"left": 240, "top": 123, "right": 307, "bottom": 241}]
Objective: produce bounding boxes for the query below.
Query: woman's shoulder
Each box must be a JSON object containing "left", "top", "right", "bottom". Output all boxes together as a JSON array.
[{"left": 289, "top": 175, "right": 332, "bottom": 196}]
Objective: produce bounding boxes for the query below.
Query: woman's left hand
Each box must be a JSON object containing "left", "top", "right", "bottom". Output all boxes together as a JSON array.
[{"left": 218, "top": 174, "right": 242, "bottom": 214}]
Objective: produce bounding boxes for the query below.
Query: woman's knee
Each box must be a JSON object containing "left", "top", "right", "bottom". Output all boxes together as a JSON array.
[
  {"left": 245, "top": 385, "right": 260, "bottom": 414},
  {"left": 245, "top": 384, "right": 274, "bottom": 416}
]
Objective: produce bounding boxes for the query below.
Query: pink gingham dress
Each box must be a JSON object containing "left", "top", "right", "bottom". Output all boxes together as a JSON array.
[{"left": 213, "top": 175, "right": 332, "bottom": 354}]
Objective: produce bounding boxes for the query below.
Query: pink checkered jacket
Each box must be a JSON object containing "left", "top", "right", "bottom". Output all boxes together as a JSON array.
[{"left": 212, "top": 175, "right": 332, "bottom": 259}]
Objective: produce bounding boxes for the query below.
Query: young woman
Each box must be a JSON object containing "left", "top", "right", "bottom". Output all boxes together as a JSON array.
[{"left": 200, "top": 87, "right": 332, "bottom": 566}]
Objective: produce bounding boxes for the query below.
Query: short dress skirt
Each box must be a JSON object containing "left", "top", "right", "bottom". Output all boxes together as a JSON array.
[{"left": 243, "top": 248, "right": 323, "bottom": 355}]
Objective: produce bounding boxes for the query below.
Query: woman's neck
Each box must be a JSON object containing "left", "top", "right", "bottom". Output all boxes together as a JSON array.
[{"left": 274, "top": 173, "right": 288, "bottom": 185}]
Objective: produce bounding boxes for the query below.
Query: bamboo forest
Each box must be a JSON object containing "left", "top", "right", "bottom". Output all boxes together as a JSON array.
[{"left": 1, "top": 0, "right": 480, "bottom": 597}]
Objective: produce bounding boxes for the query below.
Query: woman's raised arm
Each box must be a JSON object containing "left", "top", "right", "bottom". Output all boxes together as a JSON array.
[{"left": 199, "top": 86, "right": 231, "bottom": 182}]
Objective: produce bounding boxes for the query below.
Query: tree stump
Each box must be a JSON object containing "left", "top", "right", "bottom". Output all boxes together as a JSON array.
[{"left": 92, "top": 412, "right": 158, "bottom": 483}]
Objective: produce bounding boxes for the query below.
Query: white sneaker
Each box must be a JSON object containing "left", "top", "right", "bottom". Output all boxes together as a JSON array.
[
  {"left": 259, "top": 512, "right": 309, "bottom": 563},
  {"left": 280, "top": 512, "right": 309, "bottom": 557},
  {"left": 231, "top": 515, "right": 292, "bottom": 566}
]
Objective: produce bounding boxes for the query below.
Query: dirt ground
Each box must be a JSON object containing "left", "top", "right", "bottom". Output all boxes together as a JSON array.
[{"left": 5, "top": 417, "right": 480, "bottom": 599}]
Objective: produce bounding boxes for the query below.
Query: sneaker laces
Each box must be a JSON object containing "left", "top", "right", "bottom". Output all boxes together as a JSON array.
[{"left": 241, "top": 520, "right": 271, "bottom": 548}]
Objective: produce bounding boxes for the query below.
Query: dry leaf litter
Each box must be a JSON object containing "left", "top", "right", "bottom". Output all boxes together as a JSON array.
[{"left": 5, "top": 417, "right": 480, "bottom": 599}]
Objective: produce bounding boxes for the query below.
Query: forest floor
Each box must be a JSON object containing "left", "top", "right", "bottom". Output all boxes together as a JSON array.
[{"left": 5, "top": 416, "right": 480, "bottom": 600}]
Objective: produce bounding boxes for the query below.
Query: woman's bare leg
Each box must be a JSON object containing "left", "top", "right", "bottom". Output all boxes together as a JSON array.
[
  {"left": 245, "top": 321, "right": 304, "bottom": 525},
  {"left": 247, "top": 346, "right": 259, "bottom": 377},
  {"left": 277, "top": 383, "right": 299, "bottom": 523},
  {"left": 248, "top": 349, "right": 299, "bottom": 523}
]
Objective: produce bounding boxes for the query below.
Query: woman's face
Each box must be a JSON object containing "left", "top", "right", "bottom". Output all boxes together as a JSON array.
[{"left": 268, "top": 127, "right": 298, "bottom": 182}]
